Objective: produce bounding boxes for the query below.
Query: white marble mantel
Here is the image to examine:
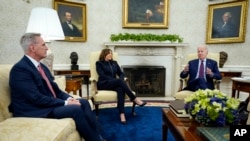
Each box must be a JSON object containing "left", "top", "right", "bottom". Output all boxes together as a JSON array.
[{"left": 104, "top": 42, "right": 189, "bottom": 96}]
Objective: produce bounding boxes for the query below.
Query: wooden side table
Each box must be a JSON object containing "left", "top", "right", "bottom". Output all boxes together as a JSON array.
[
  {"left": 231, "top": 77, "right": 250, "bottom": 99},
  {"left": 65, "top": 78, "right": 83, "bottom": 97},
  {"left": 220, "top": 71, "right": 242, "bottom": 77},
  {"left": 54, "top": 70, "right": 90, "bottom": 98}
]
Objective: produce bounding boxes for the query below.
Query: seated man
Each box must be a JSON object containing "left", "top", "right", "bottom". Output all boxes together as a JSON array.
[
  {"left": 180, "top": 45, "right": 222, "bottom": 91},
  {"left": 9, "top": 33, "right": 105, "bottom": 141}
]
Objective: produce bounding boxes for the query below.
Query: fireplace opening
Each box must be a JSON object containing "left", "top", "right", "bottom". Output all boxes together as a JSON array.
[{"left": 122, "top": 65, "right": 166, "bottom": 97}]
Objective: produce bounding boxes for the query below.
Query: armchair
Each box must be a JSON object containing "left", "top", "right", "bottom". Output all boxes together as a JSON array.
[
  {"left": 174, "top": 53, "right": 221, "bottom": 100},
  {"left": 89, "top": 52, "right": 136, "bottom": 117}
]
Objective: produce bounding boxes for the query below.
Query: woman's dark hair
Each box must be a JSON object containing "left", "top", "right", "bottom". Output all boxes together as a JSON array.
[{"left": 99, "top": 48, "right": 113, "bottom": 61}]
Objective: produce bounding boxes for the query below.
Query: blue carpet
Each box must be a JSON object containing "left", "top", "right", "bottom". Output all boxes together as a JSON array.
[{"left": 96, "top": 106, "right": 175, "bottom": 141}]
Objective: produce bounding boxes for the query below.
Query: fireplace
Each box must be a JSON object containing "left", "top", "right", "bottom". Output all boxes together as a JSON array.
[
  {"left": 104, "top": 42, "right": 188, "bottom": 96},
  {"left": 122, "top": 65, "right": 166, "bottom": 97}
]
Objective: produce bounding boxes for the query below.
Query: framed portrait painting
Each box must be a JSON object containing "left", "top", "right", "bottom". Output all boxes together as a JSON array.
[
  {"left": 206, "top": 1, "right": 248, "bottom": 44},
  {"left": 122, "top": 0, "right": 169, "bottom": 29},
  {"left": 53, "top": 0, "right": 87, "bottom": 42}
]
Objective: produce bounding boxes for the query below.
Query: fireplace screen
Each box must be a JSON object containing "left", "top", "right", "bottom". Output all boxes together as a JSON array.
[{"left": 122, "top": 65, "right": 166, "bottom": 97}]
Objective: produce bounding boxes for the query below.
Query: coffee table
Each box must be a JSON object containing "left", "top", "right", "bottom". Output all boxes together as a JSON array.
[{"left": 162, "top": 108, "right": 204, "bottom": 141}]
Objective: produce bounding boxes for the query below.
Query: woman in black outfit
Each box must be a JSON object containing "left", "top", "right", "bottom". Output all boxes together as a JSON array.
[{"left": 96, "top": 49, "right": 147, "bottom": 124}]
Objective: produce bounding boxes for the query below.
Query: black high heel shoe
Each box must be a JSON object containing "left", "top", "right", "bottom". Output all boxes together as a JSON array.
[
  {"left": 121, "top": 120, "right": 127, "bottom": 125},
  {"left": 138, "top": 101, "right": 147, "bottom": 107}
]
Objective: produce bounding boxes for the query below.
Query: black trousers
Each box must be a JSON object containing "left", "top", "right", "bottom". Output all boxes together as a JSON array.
[
  {"left": 49, "top": 99, "right": 101, "bottom": 141},
  {"left": 98, "top": 79, "right": 136, "bottom": 113}
]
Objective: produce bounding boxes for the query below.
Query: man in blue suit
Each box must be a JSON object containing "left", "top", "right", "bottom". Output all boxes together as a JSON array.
[
  {"left": 180, "top": 45, "right": 222, "bottom": 91},
  {"left": 9, "top": 33, "right": 105, "bottom": 141}
]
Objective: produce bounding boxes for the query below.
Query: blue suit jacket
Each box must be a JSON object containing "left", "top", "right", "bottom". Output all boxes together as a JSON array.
[
  {"left": 9, "top": 56, "right": 71, "bottom": 117},
  {"left": 180, "top": 58, "right": 222, "bottom": 90}
]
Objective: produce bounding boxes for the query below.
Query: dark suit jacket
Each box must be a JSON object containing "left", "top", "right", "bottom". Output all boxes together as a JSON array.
[
  {"left": 61, "top": 22, "right": 82, "bottom": 37},
  {"left": 180, "top": 58, "right": 222, "bottom": 90},
  {"left": 9, "top": 56, "right": 71, "bottom": 117},
  {"left": 96, "top": 60, "right": 125, "bottom": 88}
]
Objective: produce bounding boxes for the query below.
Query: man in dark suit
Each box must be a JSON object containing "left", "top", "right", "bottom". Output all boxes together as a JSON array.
[
  {"left": 9, "top": 33, "right": 105, "bottom": 141},
  {"left": 180, "top": 45, "right": 222, "bottom": 91},
  {"left": 61, "top": 11, "right": 82, "bottom": 37}
]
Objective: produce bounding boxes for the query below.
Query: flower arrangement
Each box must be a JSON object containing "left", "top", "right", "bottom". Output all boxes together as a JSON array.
[{"left": 184, "top": 89, "right": 240, "bottom": 126}]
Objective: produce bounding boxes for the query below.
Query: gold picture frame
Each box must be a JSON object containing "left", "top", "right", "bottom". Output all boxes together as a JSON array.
[
  {"left": 53, "top": 0, "right": 87, "bottom": 42},
  {"left": 206, "top": 0, "right": 248, "bottom": 44},
  {"left": 122, "top": 0, "right": 169, "bottom": 29}
]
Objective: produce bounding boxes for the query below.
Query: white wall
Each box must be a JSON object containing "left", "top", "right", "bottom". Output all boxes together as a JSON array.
[
  {"left": 0, "top": 0, "right": 249, "bottom": 97},
  {"left": 0, "top": 0, "right": 249, "bottom": 67}
]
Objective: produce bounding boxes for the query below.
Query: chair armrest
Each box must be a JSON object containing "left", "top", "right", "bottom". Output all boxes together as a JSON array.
[
  {"left": 214, "top": 79, "right": 221, "bottom": 90},
  {"left": 178, "top": 78, "right": 188, "bottom": 92},
  {"left": 178, "top": 78, "right": 184, "bottom": 92},
  {"left": 89, "top": 77, "right": 98, "bottom": 94}
]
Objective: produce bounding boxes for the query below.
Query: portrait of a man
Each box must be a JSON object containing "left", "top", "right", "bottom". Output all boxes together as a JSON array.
[
  {"left": 212, "top": 6, "right": 241, "bottom": 38},
  {"left": 61, "top": 11, "right": 82, "bottom": 37},
  {"left": 57, "top": 4, "right": 83, "bottom": 37},
  {"left": 206, "top": 1, "right": 247, "bottom": 43}
]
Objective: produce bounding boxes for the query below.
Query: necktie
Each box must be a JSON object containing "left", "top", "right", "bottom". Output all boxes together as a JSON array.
[
  {"left": 199, "top": 60, "right": 204, "bottom": 78},
  {"left": 68, "top": 23, "right": 73, "bottom": 30},
  {"left": 38, "top": 64, "right": 56, "bottom": 97}
]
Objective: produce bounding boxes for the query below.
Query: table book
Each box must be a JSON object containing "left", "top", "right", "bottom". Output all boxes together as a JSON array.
[{"left": 169, "top": 100, "right": 190, "bottom": 118}]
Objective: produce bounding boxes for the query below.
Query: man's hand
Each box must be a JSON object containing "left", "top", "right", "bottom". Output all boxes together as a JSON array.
[
  {"left": 67, "top": 98, "right": 80, "bottom": 105},
  {"left": 206, "top": 67, "right": 214, "bottom": 77},
  {"left": 183, "top": 64, "right": 189, "bottom": 73}
]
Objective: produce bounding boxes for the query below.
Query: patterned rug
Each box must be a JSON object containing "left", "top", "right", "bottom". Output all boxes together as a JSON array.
[{"left": 98, "top": 100, "right": 170, "bottom": 109}]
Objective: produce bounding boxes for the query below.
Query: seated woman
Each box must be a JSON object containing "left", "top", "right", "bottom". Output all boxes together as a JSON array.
[{"left": 96, "top": 49, "right": 147, "bottom": 124}]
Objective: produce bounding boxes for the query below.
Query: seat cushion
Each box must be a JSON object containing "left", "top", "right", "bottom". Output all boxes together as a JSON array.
[
  {"left": 92, "top": 90, "right": 132, "bottom": 102},
  {"left": 93, "top": 90, "right": 119, "bottom": 101},
  {"left": 174, "top": 90, "right": 193, "bottom": 100},
  {"left": 0, "top": 117, "right": 81, "bottom": 141}
]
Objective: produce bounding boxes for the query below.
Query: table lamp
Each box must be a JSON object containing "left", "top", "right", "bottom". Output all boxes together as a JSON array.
[{"left": 26, "top": 7, "right": 65, "bottom": 72}]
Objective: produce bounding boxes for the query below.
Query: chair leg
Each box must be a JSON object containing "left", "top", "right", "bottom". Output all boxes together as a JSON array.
[
  {"left": 132, "top": 101, "right": 136, "bottom": 116},
  {"left": 94, "top": 104, "right": 99, "bottom": 117}
]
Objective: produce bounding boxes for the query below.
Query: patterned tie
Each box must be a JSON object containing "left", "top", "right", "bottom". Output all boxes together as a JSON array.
[
  {"left": 199, "top": 60, "right": 204, "bottom": 78},
  {"left": 38, "top": 64, "right": 56, "bottom": 97}
]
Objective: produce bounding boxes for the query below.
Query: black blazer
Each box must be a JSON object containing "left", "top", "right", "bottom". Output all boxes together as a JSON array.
[{"left": 96, "top": 60, "right": 125, "bottom": 88}]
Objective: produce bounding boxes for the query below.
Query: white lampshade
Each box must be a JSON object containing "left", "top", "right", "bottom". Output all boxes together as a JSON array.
[{"left": 26, "top": 7, "right": 65, "bottom": 41}]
